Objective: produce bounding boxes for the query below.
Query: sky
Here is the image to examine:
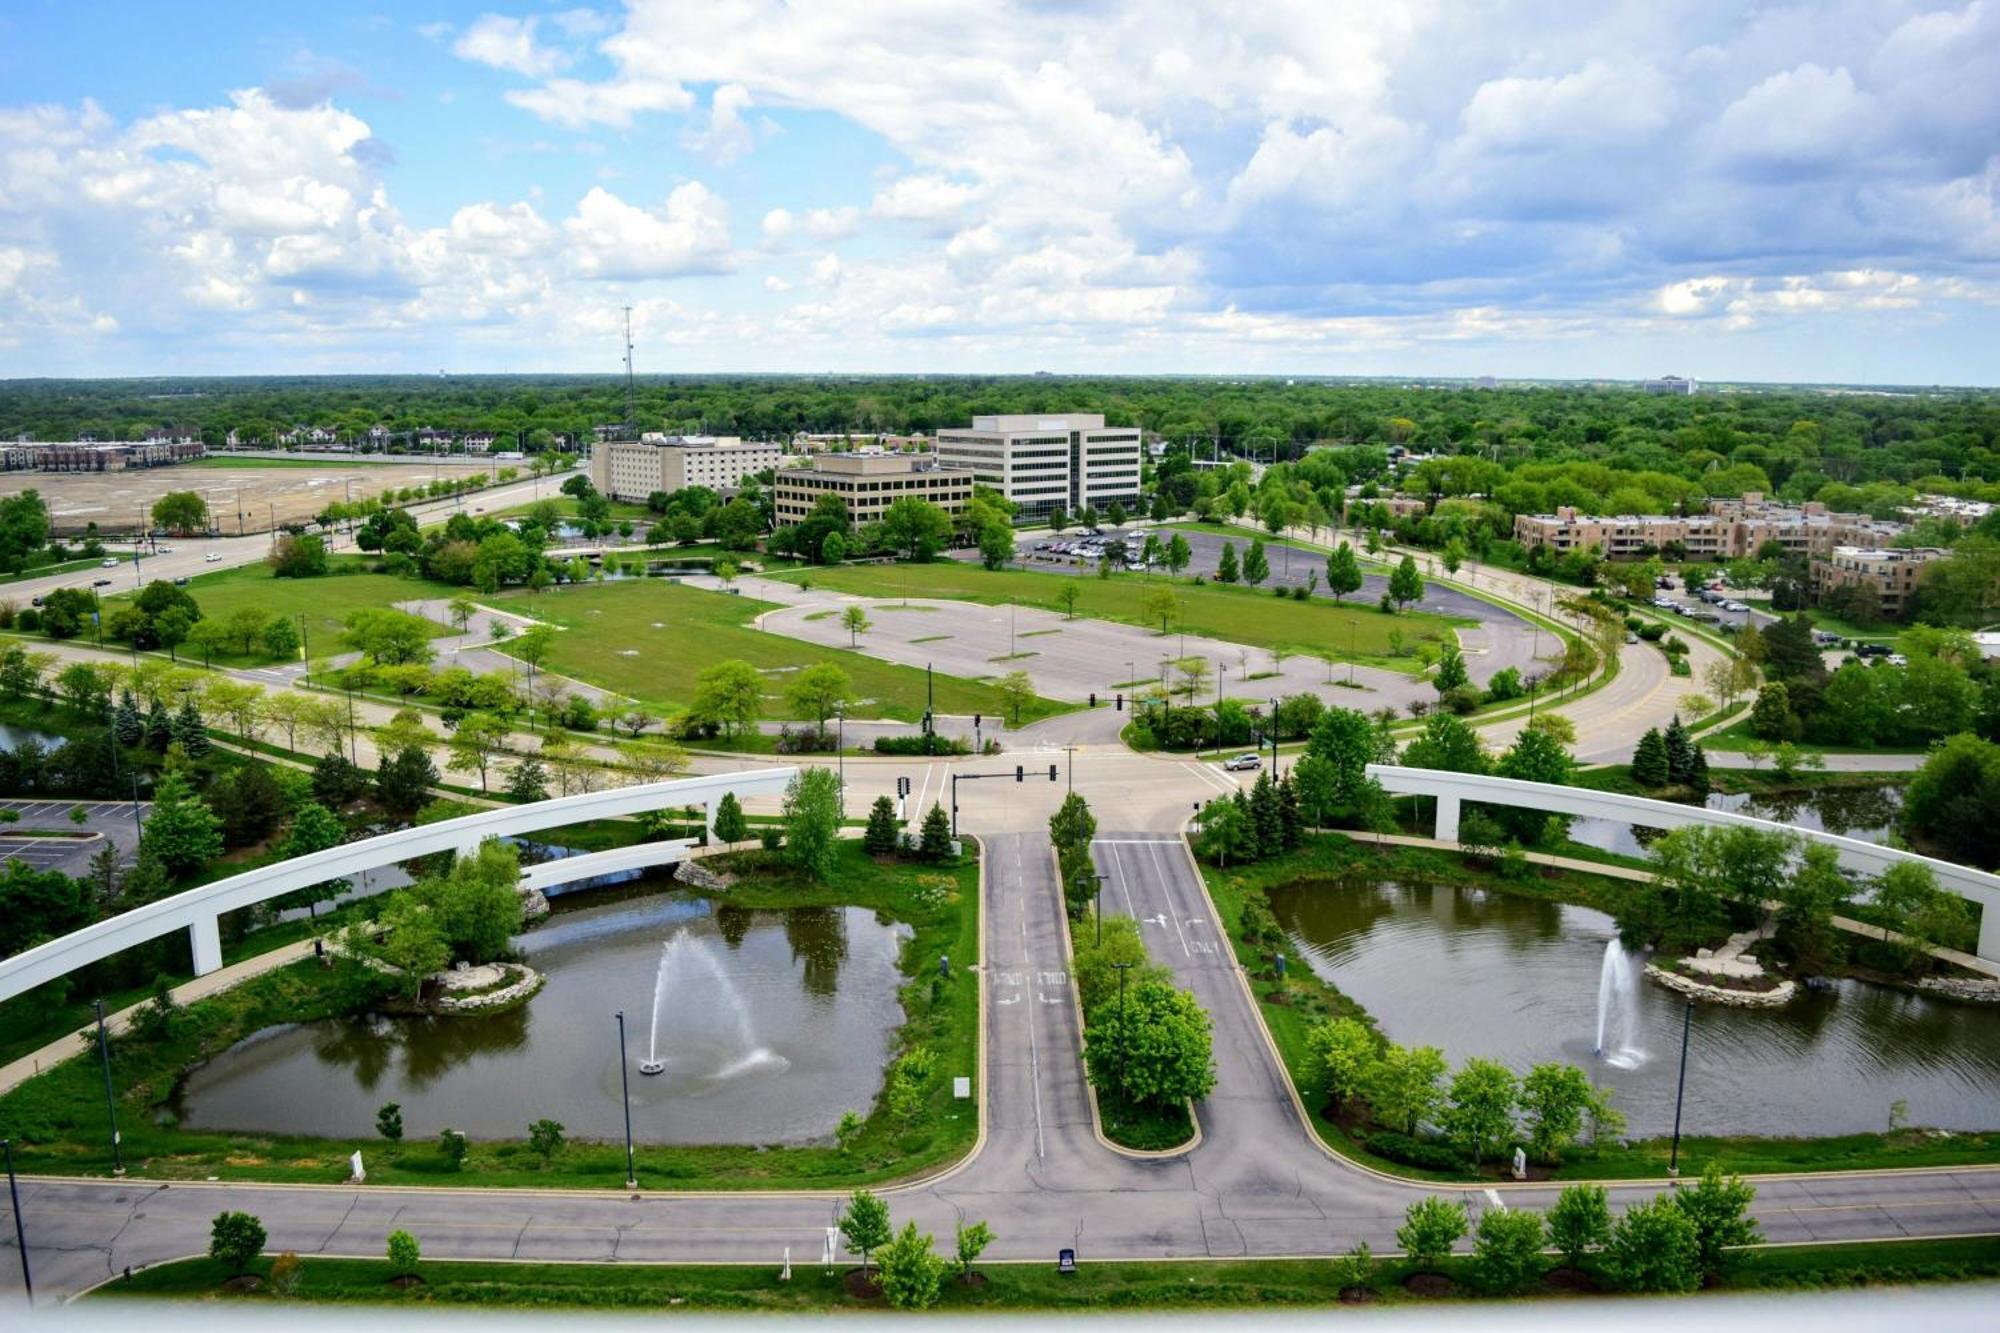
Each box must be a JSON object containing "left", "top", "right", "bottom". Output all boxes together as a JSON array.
[{"left": 0, "top": 0, "right": 1995, "bottom": 384}]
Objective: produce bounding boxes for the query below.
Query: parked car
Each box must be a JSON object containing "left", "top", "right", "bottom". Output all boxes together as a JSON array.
[
  {"left": 1223, "top": 753, "right": 1262, "bottom": 772},
  {"left": 1855, "top": 642, "right": 1893, "bottom": 658}
]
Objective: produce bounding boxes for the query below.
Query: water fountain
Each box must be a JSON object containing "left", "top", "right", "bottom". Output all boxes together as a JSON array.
[
  {"left": 1594, "top": 938, "right": 1645, "bottom": 1069},
  {"left": 641, "top": 928, "right": 786, "bottom": 1079}
]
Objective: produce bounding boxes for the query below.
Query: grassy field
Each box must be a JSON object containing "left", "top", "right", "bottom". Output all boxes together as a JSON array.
[
  {"left": 778, "top": 561, "right": 1466, "bottom": 671},
  {"left": 494, "top": 578, "right": 1067, "bottom": 725},
  {"left": 0, "top": 842, "right": 982, "bottom": 1191},
  {"left": 95, "top": 1236, "right": 2000, "bottom": 1310},
  {"left": 109, "top": 558, "right": 458, "bottom": 663},
  {"left": 1, "top": 551, "right": 133, "bottom": 584},
  {"left": 1699, "top": 715, "right": 1929, "bottom": 756},
  {"left": 1197, "top": 834, "right": 2000, "bottom": 1181}
]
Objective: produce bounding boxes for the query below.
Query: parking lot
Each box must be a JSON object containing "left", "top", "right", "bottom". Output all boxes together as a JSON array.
[{"left": 0, "top": 797, "right": 145, "bottom": 874}]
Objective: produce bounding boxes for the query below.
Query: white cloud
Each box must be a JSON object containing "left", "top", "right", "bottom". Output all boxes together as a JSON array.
[
  {"left": 1459, "top": 61, "right": 1673, "bottom": 150},
  {"left": 682, "top": 83, "right": 757, "bottom": 164},
  {"left": 453, "top": 14, "right": 570, "bottom": 79},
  {"left": 564, "top": 182, "right": 733, "bottom": 279}
]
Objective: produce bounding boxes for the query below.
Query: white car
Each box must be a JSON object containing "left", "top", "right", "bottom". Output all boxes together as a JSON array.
[
  {"left": 99, "top": 557, "right": 118, "bottom": 568},
  {"left": 1223, "top": 753, "right": 1262, "bottom": 772},
  {"left": 205, "top": 552, "right": 223, "bottom": 563}
]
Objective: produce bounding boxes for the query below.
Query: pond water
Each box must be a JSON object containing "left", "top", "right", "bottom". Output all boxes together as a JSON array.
[
  {"left": 1568, "top": 784, "right": 1904, "bottom": 859},
  {"left": 1270, "top": 877, "right": 2000, "bottom": 1138},
  {"left": 0, "top": 722, "right": 62, "bottom": 752},
  {"left": 175, "top": 891, "right": 910, "bottom": 1144}
]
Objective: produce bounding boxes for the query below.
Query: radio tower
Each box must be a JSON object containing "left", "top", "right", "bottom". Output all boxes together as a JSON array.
[{"left": 622, "top": 305, "right": 637, "bottom": 439}]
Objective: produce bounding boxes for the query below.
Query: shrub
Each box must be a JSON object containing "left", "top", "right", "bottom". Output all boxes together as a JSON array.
[
  {"left": 1638, "top": 622, "right": 1666, "bottom": 641},
  {"left": 386, "top": 1229, "right": 421, "bottom": 1275},
  {"left": 439, "top": 1127, "right": 467, "bottom": 1169},
  {"left": 1365, "top": 1131, "right": 1471, "bottom": 1174},
  {"left": 1472, "top": 1208, "right": 1546, "bottom": 1294},
  {"left": 1439, "top": 685, "right": 1483, "bottom": 715},
  {"left": 268, "top": 1251, "right": 304, "bottom": 1295},
  {"left": 873, "top": 735, "right": 971, "bottom": 756},
  {"left": 1396, "top": 1196, "right": 1468, "bottom": 1269},
  {"left": 209, "top": 1211, "right": 267, "bottom": 1274}
]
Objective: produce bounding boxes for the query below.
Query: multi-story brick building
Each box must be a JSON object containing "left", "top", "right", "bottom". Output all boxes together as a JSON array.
[
  {"left": 1514, "top": 495, "right": 1901, "bottom": 562},
  {"left": 771, "top": 452, "right": 974, "bottom": 527},
  {"left": 1813, "top": 546, "right": 1948, "bottom": 620}
]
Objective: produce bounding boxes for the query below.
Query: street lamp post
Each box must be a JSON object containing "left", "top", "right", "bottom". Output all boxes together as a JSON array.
[
  {"left": 3, "top": 1136, "right": 28, "bottom": 1304},
  {"left": 615, "top": 1011, "right": 637, "bottom": 1189},
  {"left": 835, "top": 705, "right": 845, "bottom": 792},
  {"left": 93, "top": 999, "right": 123, "bottom": 1176},
  {"left": 1667, "top": 998, "right": 1694, "bottom": 1178}
]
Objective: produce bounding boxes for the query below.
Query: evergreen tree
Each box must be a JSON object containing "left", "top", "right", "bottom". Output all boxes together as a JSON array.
[
  {"left": 145, "top": 698, "right": 173, "bottom": 750},
  {"left": 377, "top": 744, "right": 438, "bottom": 816},
  {"left": 1325, "top": 542, "right": 1364, "bottom": 601},
  {"left": 1748, "top": 683, "right": 1800, "bottom": 741},
  {"left": 1663, "top": 715, "right": 1696, "bottom": 785},
  {"left": 1243, "top": 538, "right": 1270, "bottom": 585},
  {"left": 1631, "top": 728, "right": 1670, "bottom": 787},
  {"left": 863, "top": 795, "right": 899, "bottom": 855},
  {"left": 504, "top": 756, "right": 549, "bottom": 803},
  {"left": 1276, "top": 772, "right": 1303, "bottom": 849},
  {"left": 115, "top": 690, "right": 145, "bottom": 746},
  {"left": 1216, "top": 540, "right": 1240, "bottom": 583},
  {"left": 919, "top": 802, "right": 953, "bottom": 859},
  {"left": 173, "top": 696, "right": 211, "bottom": 758},
  {"left": 1684, "top": 742, "right": 1711, "bottom": 794},
  {"left": 712, "top": 791, "right": 749, "bottom": 844},
  {"left": 140, "top": 769, "right": 224, "bottom": 876},
  {"left": 1248, "top": 769, "right": 1281, "bottom": 857}
]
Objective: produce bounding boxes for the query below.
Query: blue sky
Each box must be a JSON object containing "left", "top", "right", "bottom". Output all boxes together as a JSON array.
[{"left": 0, "top": 1, "right": 1996, "bottom": 383}]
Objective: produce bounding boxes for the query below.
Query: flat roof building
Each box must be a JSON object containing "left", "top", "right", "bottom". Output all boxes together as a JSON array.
[
  {"left": 591, "top": 435, "right": 782, "bottom": 503},
  {"left": 1514, "top": 494, "right": 1901, "bottom": 562},
  {"left": 771, "top": 451, "right": 974, "bottom": 527},
  {"left": 1813, "top": 546, "right": 1947, "bottom": 620},
  {"left": 933, "top": 413, "right": 1141, "bottom": 519},
  {"left": 1643, "top": 375, "right": 1699, "bottom": 395}
]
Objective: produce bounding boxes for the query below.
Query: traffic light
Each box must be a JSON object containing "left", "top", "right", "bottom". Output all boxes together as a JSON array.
[
  {"left": 974, "top": 713, "right": 982, "bottom": 729},
  {"left": 897, "top": 776, "right": 910, "bottom": 798},
  {"left": 1115, "top": 693, "right": 1123, "bottom": 711},
  {"left": 1015, "top": 765, "right": 1025, "bottom": 783},
  {"left": 1047, "top": 765, "right": 1057, "bottom": 782},
  {"left": 1089, "top": 692, "right": 1097, "bottom": 708}
]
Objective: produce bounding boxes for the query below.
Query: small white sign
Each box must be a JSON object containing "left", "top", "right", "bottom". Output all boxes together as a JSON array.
[
  {"left": 953, "top": 1076, "right": 972, "bottom": 1099},
  {"left": 349, "top": 1150, "right": 366, "bottom": 1183}
]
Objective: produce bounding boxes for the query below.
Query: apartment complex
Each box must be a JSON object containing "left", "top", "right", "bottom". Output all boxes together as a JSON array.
[
  {"left": 1514, "top": 495, "right": 1900, "bottom": 562},
  {"left": 771, "top": 452, "right": 974, "bottom": 527},
  {"left": 591, "top": 435, "right": 783, "bottom": 503},
  {"left": 1, "top": 439, "right": 205, "bottom": 472},
  {"left": 1813, "top": 547, "right": 1948, "bottom": 619},
  {"left": 933, "top": 413, "right": 1141, "bottom": 519}
]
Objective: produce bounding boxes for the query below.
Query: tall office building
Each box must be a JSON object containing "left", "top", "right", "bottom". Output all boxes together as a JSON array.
[
  {"left": 933, "top": 414, "right": 1142, "bottom": 519},
  {"left": 590, "top": 435, "right": 782, "bottom": 502}
]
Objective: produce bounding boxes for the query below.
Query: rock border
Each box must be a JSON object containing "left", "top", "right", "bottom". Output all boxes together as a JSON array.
[{"left": 1645, "top": 961, "right": 1796, "bottom": 1008}]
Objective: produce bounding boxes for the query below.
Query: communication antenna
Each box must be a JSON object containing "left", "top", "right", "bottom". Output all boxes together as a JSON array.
[{"left": 622, "top": 305, "right": 637, "bottom": 438}]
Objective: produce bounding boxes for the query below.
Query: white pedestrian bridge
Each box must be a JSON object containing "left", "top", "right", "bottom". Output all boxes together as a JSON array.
[
  {"left": 0, "top": 768, "right": 798, "bottom": 1006},
  {"left": 1369, "top": 765, "right": 2000, "bottom": 965}
]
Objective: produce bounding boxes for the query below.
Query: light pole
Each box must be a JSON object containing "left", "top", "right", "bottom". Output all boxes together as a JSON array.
[
  {"left": 3, "top": 1135, "right": 28, "bottom": 1304},
  {"left": 93, "top": 999, "right": 123, "bottom": 1176},
  {"left": 835, "top": 704, "right": 846, "bottom": 792},
  {"left": 1667, "top": 998, "right": 1693, "bottom": 1179},
  {"left": 615, "top": 1011, "right": 637, "bottom": 1189},
  {"left": 1064, "top": 745, "right": 1075, "bottom": 793}
]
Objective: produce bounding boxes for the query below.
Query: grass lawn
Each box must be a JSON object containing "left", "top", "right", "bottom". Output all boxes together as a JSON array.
[
  {"left": 1700, "top": 715, "right": 1928, "bottom": 756},
  {"left": 494, "top": 578, "right": 1068, "bottom": 725},
  {"left": 479, "top": 495, "right": 657, "bottom": 524},
  {"left": 96, "top": 1236, "right": 2000, "bottom": 1310},
  {"left": 2, "top": 551, "right": 134, "bottom": 584},
  {"left": 0, "top": 841, "right": 982, "bottom": 1192},
  {"left": 1197, "top": 833, "right": 2000, "bottom": 1182},
  {"left": 777, "top": 561, "right": 1467, "bottom": 672}
]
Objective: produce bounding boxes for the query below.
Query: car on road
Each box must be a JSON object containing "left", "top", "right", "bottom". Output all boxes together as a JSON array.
[
  {"left": 1855, "top": 642, "right": 1893, "bottom": 658},
  {"left": 173, "top": 576, "right": 190, "bottom": 586},
  {"left": 204, "top": 552, "right": 223, "bottom": 562},
  {"left": 1223, "top": 753, "right": 1262, "bottom": 772},
  {"left": 99, "top": 557, "right": 118, "bottom": 568},
  {"left": 91, "top": 577, "right": 112, "bottom": 587}
]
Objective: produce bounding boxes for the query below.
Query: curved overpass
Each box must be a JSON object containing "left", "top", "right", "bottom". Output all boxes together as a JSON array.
[
  {"left": 1369, "top": 764, "right": 2000, "bottom": 964},
  {"left": 0, "top": 768, "right": 798, "bottom": 1005}
]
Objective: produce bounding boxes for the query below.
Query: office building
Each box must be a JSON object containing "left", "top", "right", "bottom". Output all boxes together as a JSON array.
[
  {"left": 933, "top": 413, "right": 1141, "bottom": 519},
  {"left": 1643, "top": 375, "right": 1699, "bottom": 395},
  {"left": 591, "top": 435, "right": 782, "bottom": 503},
  {"left": 771, "top": 452, "right": 975, "bottom": 527}
]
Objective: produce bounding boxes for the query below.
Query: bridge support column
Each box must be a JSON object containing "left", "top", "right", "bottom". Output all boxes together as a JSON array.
[
  {"left": 190, "top": 914, "right": 223, "bottom": 978},
  {"left": 1981, "top": 902, "right": 2000, "bottom": 967},
  {"left": 703, "top": 800, "right": 716, "bottom": 842},
  {"left": 1434, "top": 793, "right": 1462, "bottom": 844},
  {"left": 454, "top": 839, "right": 482, "bottom": 861}
]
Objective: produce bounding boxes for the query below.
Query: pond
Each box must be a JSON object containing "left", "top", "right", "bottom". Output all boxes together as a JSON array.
[
  {"left": 1567, "top": 784, "right": 1904, "bottom": 859},
  {"left": 174, "top": 890, "right": 910, "bottom": 1144},
  {"left": 0, "top": 722, "right": 62, "bottom": 752},
  {"left": 1270, "top": 877, "right": 2000, "bottom": 1138}
]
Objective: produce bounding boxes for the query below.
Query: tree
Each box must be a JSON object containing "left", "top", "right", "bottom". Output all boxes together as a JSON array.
[
  {"left": 1048, "top": 791, "right": 1098, "bottom": 866},
  {"left": 1904, "top": 733, "right": 2000, "bottom": 869},
  {"left": 1749, "top": 682, "right": 1800, "bottom": 741},
  {"left": 1215, "top": 540, "right": 1239, "bottom": 583},
  {"left": 430, "top": 840, "right": 525, "bottom": 964},
  {"left": 1058, "top": 581, "right": 1081, "bottom": 619},
  {"left": 1326, "top": 542, "right": 1363, "bottom": 601},
  {"left": 953, "top": 1219, "right": 993, "bottom": 1284},
  {"left": 1443, "top": 1057, "right": 1518, "bottom": 1167},
  {"left": 863, "top": 795, "right": 898, "bottom": 854},
  {"left": 1139, "top": 584, "right": 1180, "bottom": 635},
  {"left": 343, "top": 608, "right": 435, "bottom": 667},
  {"left": 446, "top": 713, "right": 509, "bottom": 791},
  {"left": 1388, "top": 555, "right": 1425, "bottom": 610},
  {"left": 996, "top": 670, "right": 1035, "bottom": 726},
  {"left": 1242, "top": 537, "right": 1270, "bottom": 586},
  {"left": 1472, "top": 1208, "right": 1546, "bottom": 1295},
  {"left": 1605, "top": 1194, "right": 1702, "bottom": 1294},
  {"left": 1164, "top": 532, "right": 1191, "bottom": 579},
  {"left": 920, "top": 801, "right": 953, "bottom": 859},
  {"left": 1519, "top": 1061, "right": 1600, "bottom": 1162},
  {"left": 880, "top": 496, "right": 952, "bottom": 560},
  {"left": 782, "top": 767, "right": 843, "bottom": 879},
  {"left": 387, "top": 1229, "right": 421, "bottom": 1275},
  {"left": 283, "top": 800, "right": 345, "bottom": 864},
  {"left": 141, "top": 769, "right": 224, "bottom": 876},
  {"left": 839, "top": 1189, "right": 893, "bottom": 1274},
  {"left": 1193, "top": 796, "right": 1255, "bottom": 866},
  {"left": 690, "top": 659, "right": 764, "bottom": 739},
  {"left": 1673, "top": 1162, "right": 1761, "bottom": 1280},
  {"left": 1876, "top": 859, "right": 1975, "bottom": 969},
  {"left": 377, "top": 744, "right": 438, "bottom": 816},
  {"left": 1432, "top": 642, "right": 1469, "bottom": 695},
  {"left": 711, "top": 791, "right": 749, "bottom": 845},
  {"left": 978, "top": 522, "right": 1014, "bottom": 570},
  {"left": 1704, "top": 655, "right": 1757, "bottom": 710},
  {"left": 439, "top": 1127, "right": 468, "bottom": 1169},
  {"left": 1084, "top": 978, "right": 1216, "bottom": 1108},
  {"left": 877, "top": 1220, "right": 947, "bottom": 1309},
  {"left": 447, "top": 594, "right": 478, "bottom": 633},
  {"left": 787, "top": 663, "right": 854, "bottom": 735},
  {"left": 1401, "top": 713, "right": 1487, "bottom": 776},
  {"left": 209, "top": 1211, "right": 267, "bottom": 1274},
  {"left": 376, "top": 1102, "right": 404, "bottom": 1141},
  {"left": 838, "top": 604, "right": 871, "bottom": 647},
  {"left": 1631, "top": 727, "right": 1669, "bottom": 786},
  {"left": 152, "top": 490, "right": 208, "bottom": 535},
  {"left": 506, "top": 755, "right": 549, "bottom": 802},
  {"left": 269, "top": 533, "right": 329, "bottom": 578},
  {"left": 1547, "top": 1184, "right": 1612, "bottom": 1268},
  {"left": 1396, "top": 1196, "right": 1468, "bottom": 1271},
  {"left": 528, "top": 1118, "right": 566, "bottom": 1165}
]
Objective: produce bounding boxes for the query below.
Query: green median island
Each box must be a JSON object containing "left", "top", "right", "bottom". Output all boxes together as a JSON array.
[
  {"left": 775, "top": 562, "right": 1467, "bottom": 674},
  {"left": 0, "top": 838, "right": 981, "bottom": 1192},
  {"left": 493, "top": 577, "right": 1067, "bottom": 727}
]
